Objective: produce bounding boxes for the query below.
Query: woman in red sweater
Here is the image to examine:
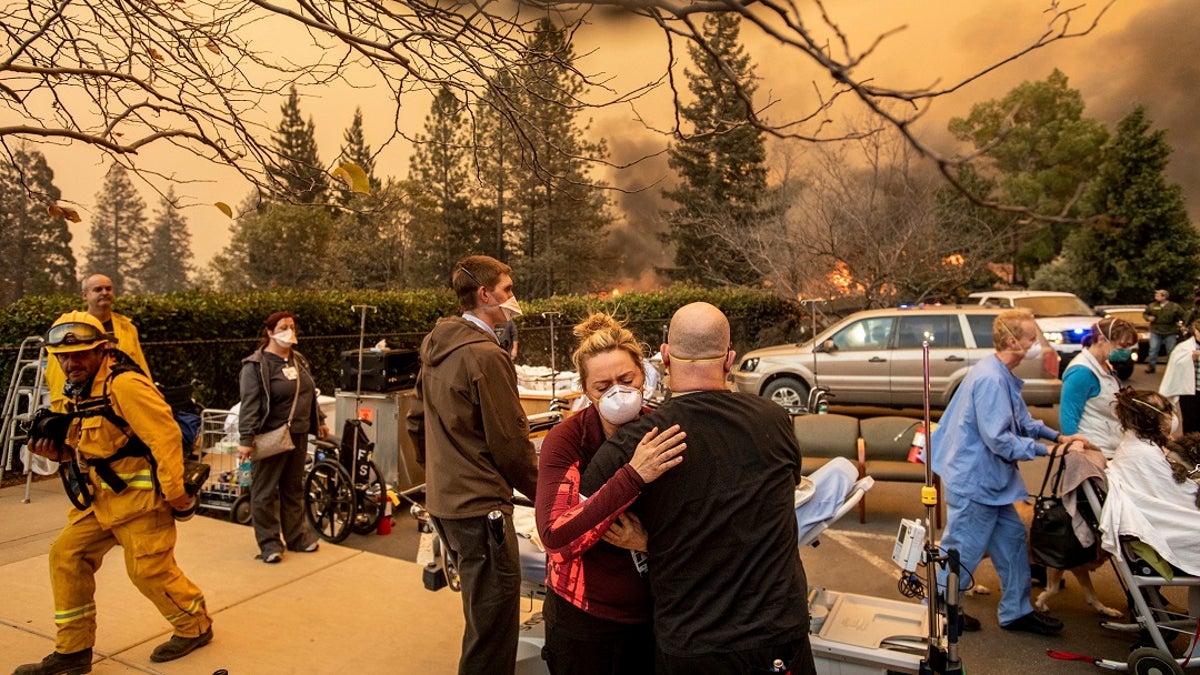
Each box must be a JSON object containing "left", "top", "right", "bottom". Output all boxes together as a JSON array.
[{"left": 535, "top": 313, "right": 687, "bottom": 675}]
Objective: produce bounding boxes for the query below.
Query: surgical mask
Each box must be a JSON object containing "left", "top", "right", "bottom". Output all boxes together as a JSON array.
[
  {"left": 596, "top": 384, "right": 643, "bottom": 425},
  {"left": 272, "top": 328, "right": 297, "bottom": 346},
  {"left": 1171, "top": 414, "right": 1181, "bottom": 436},
  {"left": 498, "top": 295, "right": 523, "bottom": 321},
  {"left": 1022, "top": 341, "right": 1042, "bottom": 361},
  {"left": 1110, "top": 347, "right": 1132, "bottom": 361}
]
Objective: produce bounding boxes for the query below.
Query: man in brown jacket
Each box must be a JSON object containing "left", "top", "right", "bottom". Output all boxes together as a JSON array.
[{"left": 407, "top": 255, "right": 538, "bottom": 675}]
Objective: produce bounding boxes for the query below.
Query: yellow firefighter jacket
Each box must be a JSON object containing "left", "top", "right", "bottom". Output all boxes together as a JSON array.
[{"left": 54, "top": 355, "right": 184, "bottom": 528}]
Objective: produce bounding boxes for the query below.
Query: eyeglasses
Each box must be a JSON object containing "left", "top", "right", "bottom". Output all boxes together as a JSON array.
[
  {"left": 46, "top": 322, "right": 107, "bottom": 348},
  {"left": 458, "top": 265, "right": 484, "bottom": 289}
]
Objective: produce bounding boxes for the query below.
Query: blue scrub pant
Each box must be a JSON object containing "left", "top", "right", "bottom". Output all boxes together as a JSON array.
[{"left": 937, "top": 492, "right": 1033, "bottom": 625}]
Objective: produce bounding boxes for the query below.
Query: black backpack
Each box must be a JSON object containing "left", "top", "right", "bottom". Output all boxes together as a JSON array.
[{"left": 58, "top": 354, "right": 203, "bottom": 509}]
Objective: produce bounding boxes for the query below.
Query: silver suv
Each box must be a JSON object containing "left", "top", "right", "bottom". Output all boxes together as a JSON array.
[{"left": 732, "top": 306, "right": 1061, "bottom": 409}]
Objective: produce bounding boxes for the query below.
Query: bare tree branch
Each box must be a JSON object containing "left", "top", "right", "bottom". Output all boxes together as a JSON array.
[{"left": 0, "top": 0, "right": 651, "bottom": 204}]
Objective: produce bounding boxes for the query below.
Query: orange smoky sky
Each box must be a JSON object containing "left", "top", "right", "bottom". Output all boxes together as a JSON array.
[{"left": 24, "top": 0, "right": 1196, "bottom": 282}]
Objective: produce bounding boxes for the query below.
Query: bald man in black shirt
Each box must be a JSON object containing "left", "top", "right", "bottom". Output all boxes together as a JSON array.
[{"left": 582, "top": 302, "right": 814, "bottom": 675}]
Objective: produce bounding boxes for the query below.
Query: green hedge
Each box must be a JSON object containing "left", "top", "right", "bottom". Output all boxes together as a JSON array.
[{"left": 0, "top": 286, "right": 804, "bottom": 409}]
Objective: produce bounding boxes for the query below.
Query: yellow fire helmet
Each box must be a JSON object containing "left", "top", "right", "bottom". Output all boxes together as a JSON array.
[{"left": 44, "top": 311, "right": 113, "bottom": 355}]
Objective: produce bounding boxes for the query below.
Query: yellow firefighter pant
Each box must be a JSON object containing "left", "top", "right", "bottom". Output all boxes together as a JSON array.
[{"left": 49, "top": 507, "right": 211, "bottom": 653}]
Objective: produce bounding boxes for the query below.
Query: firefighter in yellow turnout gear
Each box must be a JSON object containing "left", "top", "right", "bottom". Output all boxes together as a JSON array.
[{"left": 14, "top": 312, "right": 212, "bottom": 675}]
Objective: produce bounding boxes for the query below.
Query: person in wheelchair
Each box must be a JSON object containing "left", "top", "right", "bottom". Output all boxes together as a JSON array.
[{"left": 1103, "top": 389, "right": 1200, "bottom": 578}]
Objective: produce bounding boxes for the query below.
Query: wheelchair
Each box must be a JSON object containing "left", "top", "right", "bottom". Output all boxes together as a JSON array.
[{"left": 304, "top": 418, "right": 385, "bottom": 544}]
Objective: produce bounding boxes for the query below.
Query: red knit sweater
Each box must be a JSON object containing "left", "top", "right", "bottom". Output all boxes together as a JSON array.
[{"left": 534, "top": 405, "right": 650, "bottom": 623}]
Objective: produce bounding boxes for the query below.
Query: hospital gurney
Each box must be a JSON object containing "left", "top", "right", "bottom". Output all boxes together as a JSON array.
[
  {"left": 416, "top": 453, "right": 925, "bottom": 675},
  {"left": 509, "top": 457, "right": 926, "bottom": 675}
]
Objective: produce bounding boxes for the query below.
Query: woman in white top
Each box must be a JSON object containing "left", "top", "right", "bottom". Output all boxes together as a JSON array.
[
  {"left": 1103, "top": 388, "right": 1200, "bottom": 577},
  {"left": 1059, "top": 318, "right": 1138, "bottom": 458},
  {"left": 1160, "top": 318, "right": 1200, "bottom": 434}
]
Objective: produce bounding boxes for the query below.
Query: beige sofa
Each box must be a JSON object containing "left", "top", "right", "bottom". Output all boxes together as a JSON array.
[{"left": 793, "top": 413, "right": 942, "bottom": 525}]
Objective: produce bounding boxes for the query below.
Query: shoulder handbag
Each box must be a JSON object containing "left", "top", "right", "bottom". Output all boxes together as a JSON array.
[
  {"left": 251, "top": 370, "right": 301, "bottom": 461},
  {"left": 1029, "top": 448, "right": 1097, "bottom": 569}
]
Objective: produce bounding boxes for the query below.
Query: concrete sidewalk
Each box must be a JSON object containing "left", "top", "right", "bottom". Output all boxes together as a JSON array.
[{"left": 0, "top": 479, "right": 477, "bottom": 674}]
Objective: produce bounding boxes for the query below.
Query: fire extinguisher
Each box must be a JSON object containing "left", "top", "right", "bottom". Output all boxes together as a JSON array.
[{"left": 907, "top": 424, "right": 927, "bottom": 463}]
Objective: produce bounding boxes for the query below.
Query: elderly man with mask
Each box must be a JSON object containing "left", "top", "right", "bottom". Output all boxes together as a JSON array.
[
  {"left": 932, "top": 309, "right": 1092, "bottom": 636},
  {"left": 581, "top": 302, "right": 814, "bottom": 675}
]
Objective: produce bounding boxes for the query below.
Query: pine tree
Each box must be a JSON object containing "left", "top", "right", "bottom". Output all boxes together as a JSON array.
[
  {"left": 1032, "top": 106, "right": 1200, "bottom": 303},
  {"left": 269, "top": 85, "right": 328, "bottom": 204},
  {"left": 663, "top": 13, "right": 771, "bottom": 287},
  {"left": 507, "top": 19, "right": 613, "bottom": 297},
  {"left": 139, "top": 189, "right": 194, "bottom": 293},
  {"left": 0, "top": 145, "right": 76, "bottom": 303},
  {"left": 484, "top": 19, "right": 614, "bottom": 294},
  {"left": 409, "top": 86, "right": 483, "bottom": 284},
  {"left": 324, "top": 107, "right": 397, "bottom": 289},
  {"left": 471, "top": 72, "right": 522, "bottom": 263},
  {"left": 211, "top": 201, "right": 335, "bottom": 290},
  {"left": 87, "top": 163, "right": 149, "bottom": 292}
]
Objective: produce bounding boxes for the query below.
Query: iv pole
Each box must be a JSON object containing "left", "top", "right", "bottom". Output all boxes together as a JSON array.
[
  {"left": 542, "top": 311, "right": 561, "bottom": 403},
  {"left": 918, "top": 338, "right": 964, "bottom": 675}
]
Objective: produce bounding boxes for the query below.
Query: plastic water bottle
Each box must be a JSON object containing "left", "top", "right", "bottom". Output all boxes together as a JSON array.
[
  {"left": 236, "top": 460, "right": 252, "bottom": 487},
  {"left": 816, "top": 400, "right": 828, "bottom": 415}
]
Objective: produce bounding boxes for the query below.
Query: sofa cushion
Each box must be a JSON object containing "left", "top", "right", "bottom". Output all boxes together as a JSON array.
[
  {"left": 793, "top": 413, "right": 861, "bottom": 476},
  {"left": 859, "top": 416, "right": 922, "bottom": 465}
]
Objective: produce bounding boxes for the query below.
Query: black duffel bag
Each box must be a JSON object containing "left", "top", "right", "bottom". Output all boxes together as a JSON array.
[{"left": 1030, "top": 447, "right": 1097, "bottom": 570}]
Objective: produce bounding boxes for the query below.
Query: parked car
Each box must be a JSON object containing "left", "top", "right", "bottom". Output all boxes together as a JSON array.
[
  {"left": 732, "top": 306, "right": 1061, "bottom": 410},
  {"left": 967, "top": 290, "right": 1100, "bottom": 376}
]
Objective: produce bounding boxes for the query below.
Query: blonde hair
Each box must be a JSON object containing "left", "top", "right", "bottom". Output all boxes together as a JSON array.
[
  {"left": 992, "top": 309, "right": 1036, "bottom": 351},
  {"left": 571, "top": 313, "right": 646, "bottom": 387}
]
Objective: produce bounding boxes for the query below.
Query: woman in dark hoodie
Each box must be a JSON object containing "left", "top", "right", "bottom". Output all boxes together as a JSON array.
[{"left": 236, "top": 311, "right": 328, "bottom": 563}]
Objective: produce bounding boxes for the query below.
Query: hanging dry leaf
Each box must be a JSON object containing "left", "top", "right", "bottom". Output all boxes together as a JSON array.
[
  {"left": 214, "top": 202, "right": 233, "bottom": 218},
  {"left": 47, "top": 204, "right": 81, "bottom": 222},
  {"left": 332, "top": 162, "right": 371, "bottom": 196},
  {"left": 148, "top": 46, "right": 164, "bottom": 62},
  {"left": 204, "top": 39, "right": 220, "bottom": 55}
]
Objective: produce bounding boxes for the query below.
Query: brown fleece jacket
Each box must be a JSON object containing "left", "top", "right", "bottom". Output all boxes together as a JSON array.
[{"left": 406, "top": 316, "right": 537, "bottom": 518}]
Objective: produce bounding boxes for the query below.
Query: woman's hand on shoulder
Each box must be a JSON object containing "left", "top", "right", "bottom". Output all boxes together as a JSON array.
[{"left": 628, "top": 424, "right": 686, "bottom": 483}]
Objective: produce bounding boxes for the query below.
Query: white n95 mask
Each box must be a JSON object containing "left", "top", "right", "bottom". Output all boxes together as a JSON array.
[
  {"left": 272, "top": 328, "right": 297, "bottom": 346},
  {"left": 1023, "top": 341, "right": 1042, "bottom": 361},
  {"left": 597, "top": 385, "right": 643, "bottom": 425},
  {"left": 499, "top": 296, "right": 523, "bottom": 321}
]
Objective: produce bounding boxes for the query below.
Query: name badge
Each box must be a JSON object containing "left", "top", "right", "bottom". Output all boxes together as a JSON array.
[{"left": 282, "top": 366, "right": 298, "bottom": 381}]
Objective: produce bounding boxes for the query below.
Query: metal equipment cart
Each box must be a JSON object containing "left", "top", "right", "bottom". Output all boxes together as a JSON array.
[{"left": 195, "top": 407, "right": 252, "bottom": 525}]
